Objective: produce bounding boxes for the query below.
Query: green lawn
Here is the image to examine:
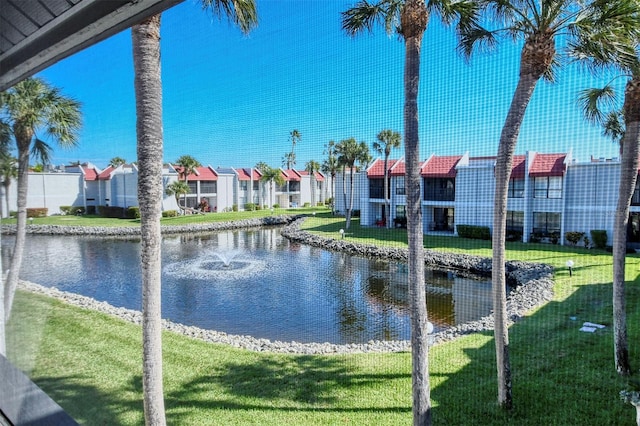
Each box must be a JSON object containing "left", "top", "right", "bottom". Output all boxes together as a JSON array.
[{"left": 6, "top": 212, "right": 640, "bottom": 424}]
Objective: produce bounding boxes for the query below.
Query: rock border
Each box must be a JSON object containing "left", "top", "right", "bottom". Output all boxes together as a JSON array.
[{"left": 12, "top": 215, "right": 555, "bottom": 354}]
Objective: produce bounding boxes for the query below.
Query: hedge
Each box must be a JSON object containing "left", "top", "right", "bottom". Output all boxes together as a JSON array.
[
  {"left": 26, "top": 208, "right": 48, "bottom": 218},
  {"left": 457, "top": 224, "right": 491, "bottom": 240},
  {"left": 590, "top": 230, "right": 608, "bottom": 250}
]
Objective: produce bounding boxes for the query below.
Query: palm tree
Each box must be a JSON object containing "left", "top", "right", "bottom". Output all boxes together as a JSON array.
[
  {"left": 323, "top": 140, "right": 340, "bottom": 214},
  {"left": 260, "top": 165, "right": 285, "bottom": 207},
  {"left": 342, "top": 1, "right": 478, "bottom": 422},
  {"left": 0, "top": 154, "right": 17, "bottom": 219},
  {"left": 131, "top": 2, "right": 257, "bottom": 423},
  {"left": 0, "top": 78, "right": 81, "bottom": 335},
  {"left": 305, "top": 159, "right": 321, "bottom": 206},
  {"left": 282, "top": 151, "right": 296, "bottom": 169},
  {"left": 336, "top": 137, "right": 370, "bottom": 230},
  {"left": 109, "top": 156, "right": 127, "bottom": 168},
  {"left": 165, "top": 180, "right": 190, "bottom": 209},
  {"left": 174, "top": 155, "right": 201, "bottom": 212},
  {"left": 460, "top": 0, "right": 640, "bottom": 409},
  {"left": 373, "top": 129, "right": 401, "bottom": 228},
  {"left": 290, "top": 129, "right": 301, "bottom": 154},
  {"left": 578, "top": 56, "right": 640, "bottom": 377}
]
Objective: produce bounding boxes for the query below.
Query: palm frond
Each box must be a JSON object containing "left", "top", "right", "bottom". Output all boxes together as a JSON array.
[
  {"left": 577, "top": 85, "right": 619, "bottom": 125},
  {"left": 341, "top": 0, "right": 400, "bottom": 37},
  {"left": 30, "top": 138, "right": 52, "bottom": 165},
  {"left": 201, "top": 0, "right": 258, "bottom": 34},
  {"left": 457, "top": 24, "right": 499, "bottom": 59},
  {"left": 603, "top": 110, "right": 625, "bottom": 142}
]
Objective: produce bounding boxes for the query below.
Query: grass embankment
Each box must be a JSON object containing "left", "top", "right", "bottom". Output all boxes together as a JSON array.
[{"left": 6, "top": 211, "right": 640, "bottom": 424}]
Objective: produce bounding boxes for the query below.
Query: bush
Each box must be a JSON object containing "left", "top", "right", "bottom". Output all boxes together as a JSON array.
[
  {"left": 162, "top": 210, "right": 178, "bottom": 217},
  {"left": 126, "top": 207, "right": 140, "bottom": 219},
  {"left": 232, "top": 204, "right": 238, "bottom": 212},
  {"left": 86, "top": 206, "right": 96, "bottom": 215},
  {"left": 273, "top": 204, "right": 280, "bottom": 209},
  {"left": 590, "top": 229, "right": 608, "bottom": 250},
  {"left": 26, "top": 208, "right": 48, "bottom": 218},
  {"left": 244, "top": 203, "right": 256, "bottom": 211},
  {"left": 9, "top": 211, "right": 16, "bottom": 218},
  {"left": 98, "top": 206, "right": 126, "bottom": 218},
  {"left": 317, "top": 202, "right": 324, "bottom": 207},
  {"left": 506, "top": 230, "right": 523, "bottom": 242},
  {"left": 457, "top": 224, "right": 491, "bottom": 240},
  {"left": 352, "top": 209, "right": 360, "bottom": 217},
  {"left": 303, "top": 202, "right": 311, "bottom": 208},
  {"left": 60, "top": 206, "right": 85, "bottom": 215},
  {"left": 565, "top": 231, "right": 585, "bottom": 246}
]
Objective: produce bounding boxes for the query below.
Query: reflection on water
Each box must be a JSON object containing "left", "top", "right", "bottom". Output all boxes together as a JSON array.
[{"left": 2, "top": 228, "right": 492, "bottom": 344}]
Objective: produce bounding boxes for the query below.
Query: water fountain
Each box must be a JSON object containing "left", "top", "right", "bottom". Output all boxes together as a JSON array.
[{"left": 163, "top": 249, "right": 266, "bottom": 279}]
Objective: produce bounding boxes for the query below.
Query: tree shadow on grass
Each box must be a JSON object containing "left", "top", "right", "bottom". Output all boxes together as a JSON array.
[
  {"left": 162, "top": 354, "right": 411, "bottom": 424},
  {"left": 32, "top": 374, "right": 142, "bottom": 425},
  {"left": 430, "top": 281, "right": 636, "bottom": 425}
]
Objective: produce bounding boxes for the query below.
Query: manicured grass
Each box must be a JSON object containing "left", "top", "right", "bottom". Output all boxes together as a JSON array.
[{"left": 6, "top": 212, "right": 640, "bottom": 424}]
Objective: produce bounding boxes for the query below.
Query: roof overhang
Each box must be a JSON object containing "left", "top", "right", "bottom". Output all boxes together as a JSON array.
[{"left": 0, "top": 0, "right": 183, "bottom": 92}]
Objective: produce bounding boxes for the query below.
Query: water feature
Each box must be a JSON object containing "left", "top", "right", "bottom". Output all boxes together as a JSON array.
[{"left": 2, "top": 228, "right": 493, "bottom": 344}]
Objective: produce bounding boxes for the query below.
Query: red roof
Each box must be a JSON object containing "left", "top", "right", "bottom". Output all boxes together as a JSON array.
[
  {"left": 185, "top": 166, "right": 218, "bottom": 181},
  {"left": 97, "top": 166, "right": 115, "bottom": 180},
  {"left": 529, "top": 153, "right": 566, "bottom": 177},
  {"left": 421, "top": 155, "right": 462, "bottom": 178},
  {"left": 390, "top": 159, "right": 405, "bottom": 176},
  {"left": 298, "top": 170, "right": 325, "bottom": 181},
  {"left": 83, "top": 167, "right": 99, "bottom": 181},
  {"left": 510, "top": 155, "right": 526, "bottom": 179},
  {"left": 367, "top": 159, "right": 399, "bottom": 177},
  {"left": 237, "top": 168, "right": 262, "bottom": 181},
  {"left": 282, "top": 169, "right": 301, "bottom": 181}
]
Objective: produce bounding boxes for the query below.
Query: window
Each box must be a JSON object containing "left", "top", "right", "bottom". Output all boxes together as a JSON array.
[
  {"left": 396, "top": 176, "right": 405, "bottom": 195},
  {"left": 200, "top": 181, "right": 217, "bottom": 194},
  {"left": 506, "top": 211, "right": 524, "bottom": 231},
  {"left": 395, "top": 205, "right": 406, "bottom": 218},
  {"left": 508, "top": 179, "right": 524, "bottom": 198},
  {"left": 633, "top": 179, "right": 640, "bottom": 206},
  {"left": 423, "top": 178, "right": 455, "bottom": 201},
  {"left": 533, "top": 212, "right": 561, "bottom": 234},
  {"left": 187, "top": 181, "right": 197, "bottom": 193},
  {"left": 534, "top": 176, "right": 562, "bottom": 198},
  {"left": 369, "top": 178, "right": 384, "bottom": 199},
  {"left": 240, "top": 181, "right": 248, "bottom": 191},
  {"left": 253, "top": 181, "right": 260, "bottom": 191}
]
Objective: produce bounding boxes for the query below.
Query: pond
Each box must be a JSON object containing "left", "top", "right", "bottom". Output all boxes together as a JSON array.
[{"left": 3, "top": 228, "right": 493, "bottom": 344}]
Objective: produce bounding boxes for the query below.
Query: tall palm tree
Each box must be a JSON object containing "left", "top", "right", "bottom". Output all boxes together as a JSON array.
[
  {"left": 373, "top": 129, "right": 401, "bottom": 228},
  {"left": 342, "top": 1, "right": 478, "bottom": 423},
  {"left": 323, "top": 140, "right": 340, "bottom": 214},
  {"left": 131, "top": 2, "right": 256, "bottom": 423},
  {"left": 0, "top": 78, "right": 81, "bottom": 335},
  {"left": 174, "top": 155, "right": 201, "bottom": 212},
  {"left": 260, "top": 165, "right": 285, "bottom": 207},
  {"left": 305, "top": 159, "right": 321, "bottom": 206},
  {"left": 109, "top": 156, "right": 127, "bottom": 168},
  {"left": 578, "top": 56, "right": 640, "bottom": 376},
  {"left": 336, "top": 137, "right": 370, "bottom": 230},
  {"left": 0, "top": 154, "right": 17, "bottom": 219},
  {"left": 460, "top": 0, "right": 640, "bottom": 409}
]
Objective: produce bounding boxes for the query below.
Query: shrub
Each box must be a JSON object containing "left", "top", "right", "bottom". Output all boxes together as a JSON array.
[
  {"left": 232, "top": 204, "right": 238, "bottom": 212},
  {"left": 590, "top": 230, "right": 608, "bottom": 250},
  {"left": 273, "top": 204, "right": 280, "bottom": 209},
  {"left": 565, "top": 232, "right": 585, "bottom": 246},
  {"left": 352, "top": 209, "right": 360, "bottom": 217},
  {"left": 126, "top": 207, "right": 140, "bottom": 219},
  {"left": 9, "top": 211, "right": 16, "bottom": 218},
  {"left": 457, "top": 224, "right": 491, "bottom": 240},
  {"left": 303, "top": 202, "right": 311, "bottom": 208},
  {"left": 583, "top": 235, "right": 590, "bottom": 249},
  {"left": 506, "top": 230, "right": 523, "bottom": 242},
  {"left": 162, "top": 210, "right": 178, "bottom": 217},
  {"left": 60, "top": 206, "right": 85, "bottom": 215},
  {"left": 86, "top": 206, "right": 96, "bottom": 215},
  {"left": 60, "top": 206, "right": 73, "bottom": 215},
  {"left": 26, "top": 208, "right": 48, "bottom": 218},
  {"left": 99, "top": 206, "right": 126, "bottom": 218},
  {"left": 244, "top": 203, "right": 256, "bottom": 211},
  {"left": 255, "top": 204, "right": 262, "bottom": 211},
  {"left": 317, "top": 201, "right": 324, "bottom": 207}
]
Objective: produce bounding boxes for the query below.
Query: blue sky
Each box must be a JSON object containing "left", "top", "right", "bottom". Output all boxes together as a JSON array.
[{"left": 36, "top": 0, "right": 623, "bottom": 169}]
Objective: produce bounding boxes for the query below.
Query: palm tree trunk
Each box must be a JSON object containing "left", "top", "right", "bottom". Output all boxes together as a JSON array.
[
  {"left": 402, "top": 5, "right": 429, "bottom": 423},
  {"left": 384, "top": 157, "right": 391, "bottom": 229},
  {"left": 612, "top": 77, "right": 640, "bottom": 376},
  {"left": 493, "top": 72, "right": 540, "bottom": 410},
  {"left": 132, "top": 14, "right": 166, "bottom": 426},
  {"left": 4, "top": 138, "right": 30, "bottom": 320},
  {"left": 346, "top": 166, "right": 355, "bottom": 229}
]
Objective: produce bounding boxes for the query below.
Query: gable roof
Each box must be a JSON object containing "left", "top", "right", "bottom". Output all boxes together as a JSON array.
[
  {"left": 421, "top": 155, "right": 463, "bottom": 178},
  {"left": 529, "top": 153, "right": 566, "bottom": 177},
  {"left": 367, "top": 159, "right": 399, "bottom": 177},
  {"left": 511, "top": 155, "right": 526, "bottom": 179},
  {"left": 282, "top": 169, "right": 302, "bottom": 181},
  {"left": 298, "top": 170, "right": 325, "bottom": 181},
  {"left": 97, "top": 166, "right": 115, "bottom": 180},
  {"left": 237, "top": 168, "right": 262, "bottom": 181},
  {"left": 185, "top": 166, "right": 218, "bottom": 181}
]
